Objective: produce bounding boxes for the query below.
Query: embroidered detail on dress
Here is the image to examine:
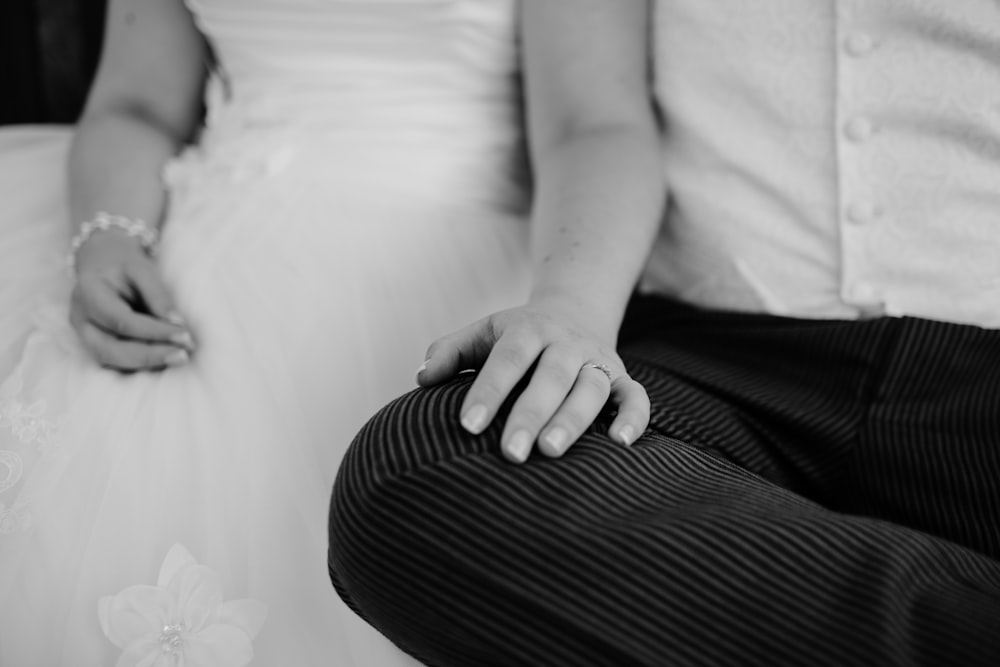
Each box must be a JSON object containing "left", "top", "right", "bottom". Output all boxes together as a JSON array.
[
  {"left": 0, "top": 438, "right": 31, "bottom": 533},
  {"left": 0, "top": 370, "right": 60, "bottom": 453},
  {"left": 0, "top": 370, "right": 62, "bottom": 534},
  {"left": 99, "top": 544, "right": 269, "bottom": 666},
  {"left": 0, "top": 450, "right": 22, "bottom": 495},
  {"left": 0, "top": 498, "right": 30, "bottom": 534}
]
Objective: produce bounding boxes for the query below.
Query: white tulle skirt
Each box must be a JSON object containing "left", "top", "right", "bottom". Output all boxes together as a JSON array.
[{"left": 0, "top": 125, "right": 529, "bottom": 665}]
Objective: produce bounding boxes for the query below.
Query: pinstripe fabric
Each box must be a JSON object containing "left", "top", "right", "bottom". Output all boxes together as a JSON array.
[{"left": 329, "top": 295, "right": 1000, "bottom": 666}]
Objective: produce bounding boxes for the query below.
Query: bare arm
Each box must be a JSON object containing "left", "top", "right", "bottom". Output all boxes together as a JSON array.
[
  {"left": 419, "top": 0, "right": 664, "bottom": 462},
  {"left": 68, "top": 0, "right": 208, "bottom": 371},
  {"left": 523, "top": 0, "right": 664, "bottom": 343},
  {"left": 69, "top": 0, "right": 209, "bottom": 228}
]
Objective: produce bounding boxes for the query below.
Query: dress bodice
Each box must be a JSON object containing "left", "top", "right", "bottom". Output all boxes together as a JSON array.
[{"left": 180, "top": 0, "right": 525, "bottom": 209}]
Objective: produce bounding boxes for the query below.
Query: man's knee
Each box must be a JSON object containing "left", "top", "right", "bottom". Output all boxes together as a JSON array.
[
  {"left": 327, "top": 376, "right": 501, "bottom": 570},
  {"left": 334, "top": 375, "right": 498, "bottom": 495}
]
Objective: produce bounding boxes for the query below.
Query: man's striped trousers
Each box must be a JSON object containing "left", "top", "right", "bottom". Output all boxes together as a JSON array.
[{"left": 329, "top": 295, "right": 1000, "bottom": 666}]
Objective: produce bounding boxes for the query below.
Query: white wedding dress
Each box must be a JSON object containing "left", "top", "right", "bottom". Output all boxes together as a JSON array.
[{"left": 0, "top": 0, "right": 528, "bottom": 664}]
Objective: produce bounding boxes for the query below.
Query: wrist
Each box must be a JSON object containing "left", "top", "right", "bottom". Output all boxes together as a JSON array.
[
  {"left": 72, "top": 229, "right": 148, "bottom": 273},
  {"left": 68, "top": 212, "right": 159, "bottom": 273}
]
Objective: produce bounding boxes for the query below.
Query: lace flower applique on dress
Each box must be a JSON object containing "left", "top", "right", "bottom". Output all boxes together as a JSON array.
[
  {"left": 0, "top": 450, "right": 27, "bottom": 533},
  {"left": 0, "top": 369, "right": 62, "bottom": 533},
  {"left": 0, "top": 369, "right": 60, "bottom": 451},
  {"left": 99, "top": 543, "right": 268, "bottom": 667}
]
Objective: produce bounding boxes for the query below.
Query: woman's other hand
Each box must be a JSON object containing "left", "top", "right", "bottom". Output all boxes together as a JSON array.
[
  {"left": 417, "top": 298, "right": 650, "bottom": 464},
  {"left": 70, "top": 230, "right": 195, "bottom": 371},
  {"left": 65, "top": 0, "right": 209, "bottom": 373}
]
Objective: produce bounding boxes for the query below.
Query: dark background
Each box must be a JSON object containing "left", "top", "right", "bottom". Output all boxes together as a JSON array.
[{"left": 1, "top": 0, "right": 106, "bottom": 125}]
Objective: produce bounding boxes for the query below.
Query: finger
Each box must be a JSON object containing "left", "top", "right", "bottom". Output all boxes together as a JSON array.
[
  {"left": 458, "top": 330, "right": 544, "bottom": 437},
  {"left": 129, "top": 264, "right": 196, "bottom": 350},
  {"left": 78, "top": 275, "right": 190, "bottom": 348},
  {"left": 127, "top": 259, "right": 184, "bottom": 324},
  {"left": 607, "top": 376, "right": 651, "bottom": 446},
  {"left": 534, "top": 363, "right": 614, "bottom": 459},
  {"left": 499, "top": 345, "right": 586, "bottom": 463},
  {"left": 78, "top": 322, "right": 191, "bottom": 372},
  {"left": 416, "top": 317, "right": 496, "bottom": 387}
]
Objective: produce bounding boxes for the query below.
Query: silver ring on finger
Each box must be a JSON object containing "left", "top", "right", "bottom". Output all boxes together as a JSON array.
[{"left": 580, "top": 362, "right": 613, "bottom": 383}]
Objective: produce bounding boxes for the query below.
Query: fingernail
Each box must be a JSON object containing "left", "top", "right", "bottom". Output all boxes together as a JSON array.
[
  {"left": 165, "top": 349, "right": 189, "bottom": 367},
  {"left": 166, "top": 311, "right": 186, "bottom": 326},
  {"left": 542, "top": 427, "right": 568, "bottom": 456},
  {"left": 505, "top": 430, "right": 533, "bottom": 463},
  {"left": 461, "top": 404, "right": 488, "bottom": 434},
  {"left": 170, "top": 331, "right": 195, "bottom": 350},
  {"left": 617, "top": 425, "right": 636, "bottom": 446}
]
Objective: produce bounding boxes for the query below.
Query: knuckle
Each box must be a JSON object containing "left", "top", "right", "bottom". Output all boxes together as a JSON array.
[
  {"left": 533, "top": 362, "right": 576, "bottom": 388},
  {"left": 543, "top": 341, "right": 583, "bottom": 364},
  {"left": 612, "top": 372, "right": 637, "bottom": 388},
  {"left": 554, "top": 410, "right": 586, "bottom": 435},
  {"left": 625, "top": 378, "right": 651, "bottom": 400},
  {"left": 537, "top": 320, "right": 566, "bottom": 341},
  {"left": 467, "top": 379, "right": 506, "bottom": 406},
  {"left": 596, "top": 343, "right": 619, "bottom": 361},
  {"left": 619, "top": 384, "right": 651, "bottom": 411},
  {"left": 486, "top": 313, "right": 521, "bottom": 341},
  {"left": 492, "top": 343, "right": 533, "bottom": 369},
  {"left": 507, "top": 314, "right": 545, "bottom": 336},
  {"left": 509, "top": 405, "right": 546, "bottom": 429},
  {"left": 499, "top": 316, "right": 544, "bottom": 340}
]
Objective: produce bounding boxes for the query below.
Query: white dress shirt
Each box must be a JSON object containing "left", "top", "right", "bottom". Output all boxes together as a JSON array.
[{"left": 641, "top": 0, "right": 1000, "bottom": 328}]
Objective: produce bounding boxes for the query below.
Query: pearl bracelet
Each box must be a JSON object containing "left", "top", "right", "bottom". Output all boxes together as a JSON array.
[{"left": 67, "top": 212, "right": 159, "bottom": 271}]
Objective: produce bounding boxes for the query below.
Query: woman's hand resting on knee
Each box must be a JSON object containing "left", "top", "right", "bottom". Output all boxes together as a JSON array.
[
  {"left": 416, "top": 296, "right": 650, "bottom": 464},
  {"left": 70, "top": 230, "right": 195, "bottom": 372},
  {"left": 412, "top": 0, "right": 662, "bottom": 463}
]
